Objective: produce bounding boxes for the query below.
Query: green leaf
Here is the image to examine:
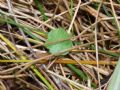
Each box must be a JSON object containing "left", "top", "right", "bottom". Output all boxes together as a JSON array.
[{"left": 45, "top": 28, "right": 73, "bottom": 55}]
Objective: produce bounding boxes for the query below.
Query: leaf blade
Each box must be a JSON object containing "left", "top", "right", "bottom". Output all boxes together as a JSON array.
[
  {"left": 45, "top": 28, "right": 73, "bottom": 55},
  {"left": 107, "top": 57, "right": 120, "bottom": 90}
]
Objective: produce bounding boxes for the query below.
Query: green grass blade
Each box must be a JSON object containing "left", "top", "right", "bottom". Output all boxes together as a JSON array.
[
  {"left": 0, "top": 15, "right": 46, "bottom": 36},
  {"left": 0, "top": 33, "right": 17, "bottom": 52},
  {"left": 107, "top": 57, "right": 120, "bottom": 90},
  {"left": 90, "top": 45, "right": 120, "bottom": 57},
  {"left": 66, "top": 64, "right": 88, "bottom": 81},
  {"left": 23, "top": 28, "right": 40, "bottom": 41},
  {"left": 34, "top": 0, "right": 48, "bottom": 21},
  {"left": 98, "top": 49, "right": 120, "bottom": 58},
  {"left": 31, "top": 66, "right": 54, "bottom": 90},
  {"left": 70, "top": 0, "right": 74, "bottom": 17},
  {"left": 102, "top": 5, "right": 111, "bottom": 17}
]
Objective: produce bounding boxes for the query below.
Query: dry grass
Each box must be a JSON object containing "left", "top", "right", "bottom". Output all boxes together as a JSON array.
[{"left": 0, "top": 0, "right": 120, "bottom": 90}]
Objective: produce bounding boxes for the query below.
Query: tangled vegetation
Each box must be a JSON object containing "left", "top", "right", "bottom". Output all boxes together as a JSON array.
[{"left": 0, "top": 0, "right": 120, "bottom": 90}]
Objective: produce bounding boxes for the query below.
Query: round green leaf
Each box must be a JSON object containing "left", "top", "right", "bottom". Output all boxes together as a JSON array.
[{"left": 45, "top": 28, "right": 73, "bottom": 55}]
